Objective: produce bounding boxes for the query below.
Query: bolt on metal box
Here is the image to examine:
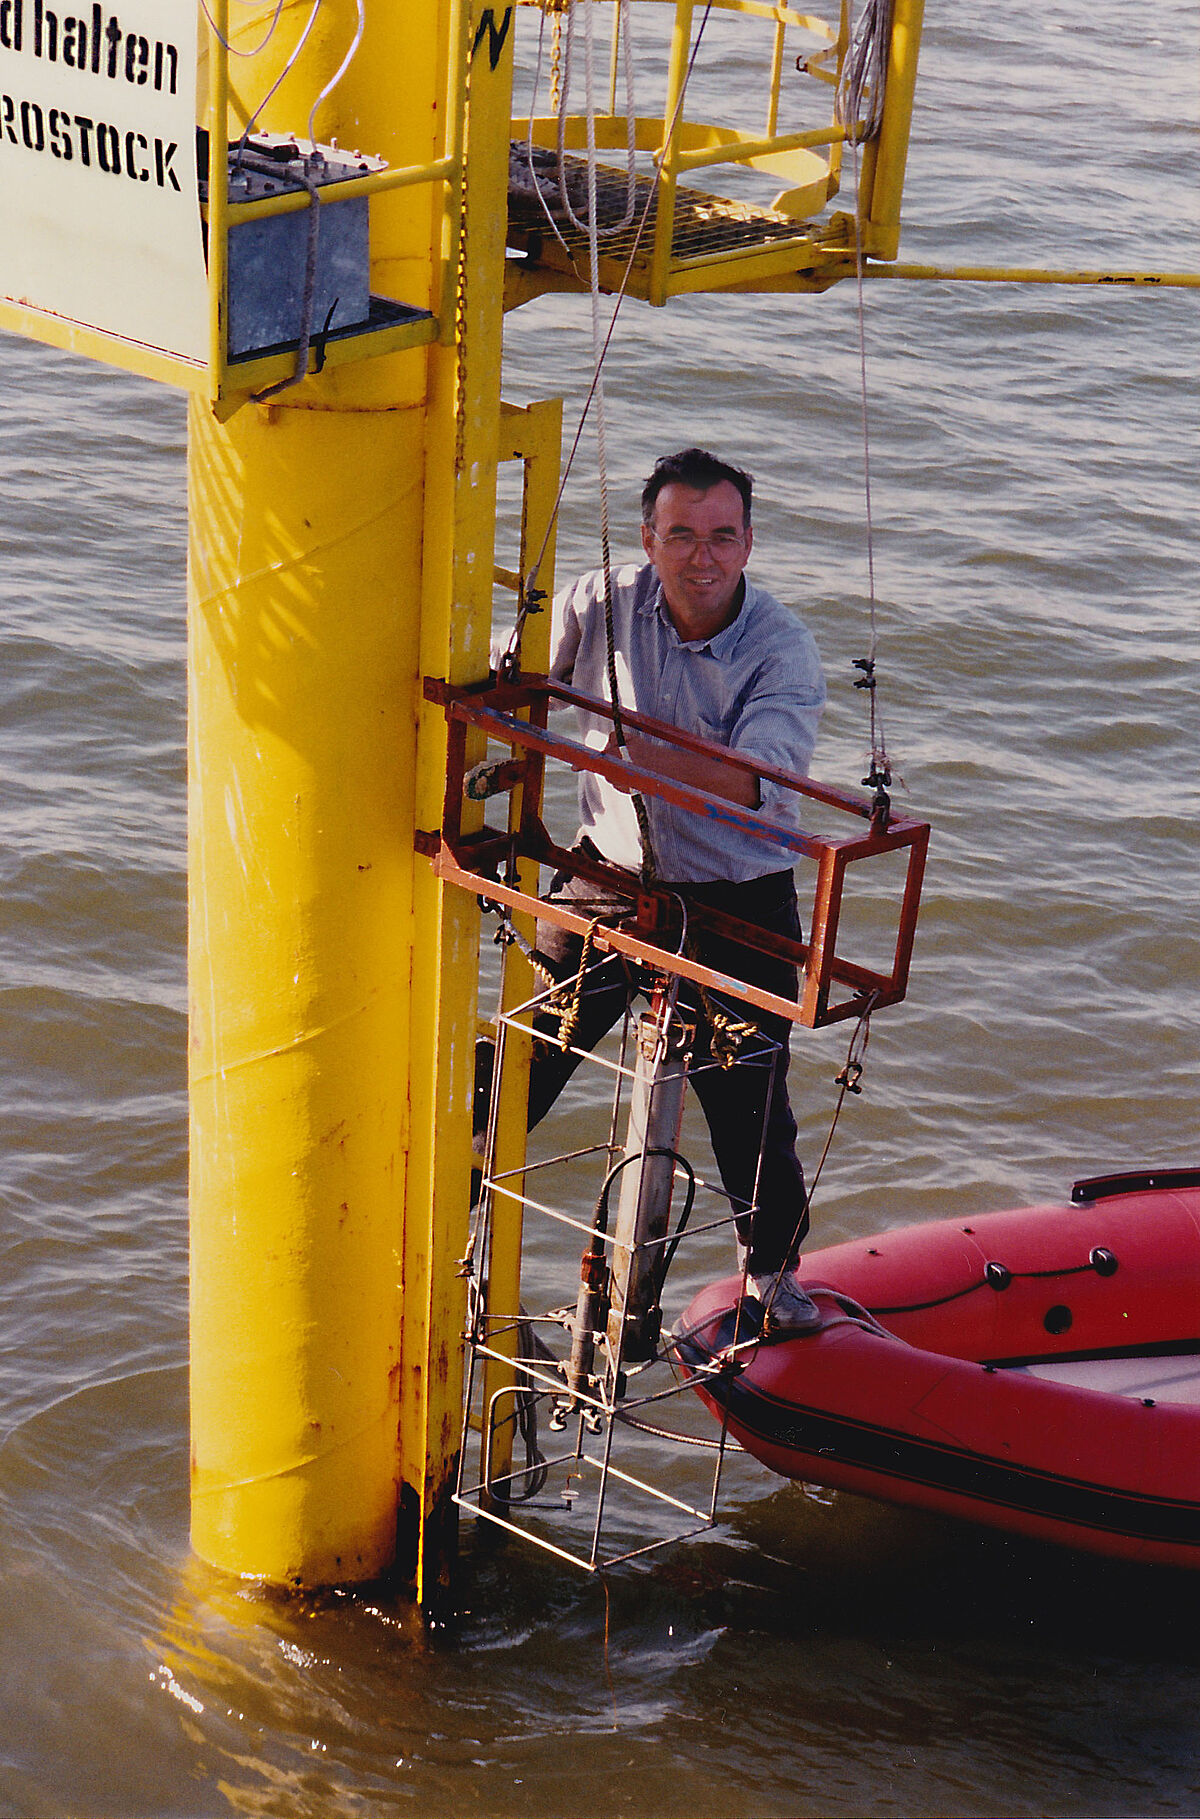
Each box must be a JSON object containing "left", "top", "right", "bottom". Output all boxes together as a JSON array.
[{"left": 207, "top": 136, "right": 386, "bottom": 359}]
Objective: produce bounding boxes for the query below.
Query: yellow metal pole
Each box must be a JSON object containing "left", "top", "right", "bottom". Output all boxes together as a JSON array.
[
  {"left": 187, "top": 395, "right": 421, "bottom": 1583},
  {"left": 478, "top": 398, "right": 563, "bottom": 1495},
  {"left": 188, "top": 0, "right": 508, "bottom": 1597},
  {"left": 766, "top": 13, "right": 785, "bottom": 139},
  {"left": 858, "top": 0, "right": 925, "bottom": 261},
  {"left": 871, "top": 263, "right": 1200, "bottom": 289},
  {"left": 402, "top": 0, "right": 518, "bottom": 1611},
  {"left": 651, "top": 0, "right": 695, "bottom": 306}
]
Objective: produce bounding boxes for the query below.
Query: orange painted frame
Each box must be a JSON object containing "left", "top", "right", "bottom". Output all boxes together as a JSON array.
[{"left": 420, "top": 673, "right": 929, "bottom": 1028}]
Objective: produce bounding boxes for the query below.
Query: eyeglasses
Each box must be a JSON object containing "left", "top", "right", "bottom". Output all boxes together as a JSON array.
[{"left": 651, "top": 529, "right": 746, "bottom": 556}]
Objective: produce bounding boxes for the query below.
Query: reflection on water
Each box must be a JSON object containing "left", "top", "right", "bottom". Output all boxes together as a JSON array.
[
  {"left": 10, "top": 1358, "right": 1200, "bottom": 1819},
  {"left": 0, "top": 0, "right": 1198, "bottom": 1812}
]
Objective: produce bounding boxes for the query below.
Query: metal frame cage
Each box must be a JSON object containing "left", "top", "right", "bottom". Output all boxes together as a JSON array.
[{"left": 422, "top": 669, "right": 930, "bottom": 1029}]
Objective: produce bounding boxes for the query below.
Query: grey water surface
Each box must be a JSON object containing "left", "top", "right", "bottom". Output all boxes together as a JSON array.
[{"left": 1, "top": 2, "right": 1198, "bottom": 1814}]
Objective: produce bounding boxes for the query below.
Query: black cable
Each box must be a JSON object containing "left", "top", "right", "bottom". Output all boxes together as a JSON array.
[
  {"left": 868, "top": 1250, "right": 1119, "bottom": 1318},
  {"left": 592, "top": 1147, "right": 697, "bottom": 1281}
]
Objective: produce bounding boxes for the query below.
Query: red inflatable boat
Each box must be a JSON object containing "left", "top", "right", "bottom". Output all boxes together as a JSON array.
[{"left": 672, "top": 1170, "right": 1200, "bottom": 1569}]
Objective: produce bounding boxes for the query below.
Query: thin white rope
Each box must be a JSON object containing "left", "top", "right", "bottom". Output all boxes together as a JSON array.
[
  {"left": 199, "top": 0, "right": 287, "bottom": 58},
  {"left": 556, "top": 0, "right": 638, "bottom": 238},
  {"left": 236, "top": 0, "right": 324, "bottom": 156},
  {"left": 502, "top": 2, "right": 716, "bottom": 670},
  {"left": 307, "top": 0, "right": 365, "bottom": 146},
  {"left": 835, "top": 0, "right": 894, "bottom": 142}
]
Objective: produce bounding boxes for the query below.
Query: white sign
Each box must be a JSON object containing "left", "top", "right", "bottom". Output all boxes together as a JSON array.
[{"left": 0, "top": 0, "right": 207, "bottom": 364}]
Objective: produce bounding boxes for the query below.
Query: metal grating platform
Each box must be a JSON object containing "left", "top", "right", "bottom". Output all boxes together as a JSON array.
[{"left": 507, "top": 143, "right": 843, "bottom": 296}]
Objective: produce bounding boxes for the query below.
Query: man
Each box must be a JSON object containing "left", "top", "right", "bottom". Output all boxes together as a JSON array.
[{"left": 483, "top": 448, "right": 827, "bottom": 1333}]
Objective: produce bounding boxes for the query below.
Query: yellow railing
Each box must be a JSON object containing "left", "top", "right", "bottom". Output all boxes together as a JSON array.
[
  {"left": 516, "top": 0, "right": 853, "bottom": 301},
  {"left": 202, "top": 0, "right": 467, "bottom": 410},
  {"left": 510, "top": 0, "right": 942, "bottom": 299}
]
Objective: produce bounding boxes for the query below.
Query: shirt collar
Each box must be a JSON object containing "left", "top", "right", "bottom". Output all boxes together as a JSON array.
[{"left": 644, "top": 570, "right": 754, "bottom": 658}]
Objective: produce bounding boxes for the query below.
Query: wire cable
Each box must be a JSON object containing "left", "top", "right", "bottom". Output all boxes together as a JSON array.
[
  {"left": 235, "top": 0, "right": 324, "bottom": 157},
  {"left": 307, "top": 0, "right": 365, "bottom": 145},
  {"left": 200, "top": 0, "right": 287, "bottom": 58},
  {"left": 500, "top": 2, "right": 717, "bottom": 672},
  {"left": 835, "top": 0, "right": 894, "bottom": 142}
]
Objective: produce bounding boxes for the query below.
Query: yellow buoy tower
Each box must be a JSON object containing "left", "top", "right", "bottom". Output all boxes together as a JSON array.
[
  {"left": 185, "top": 0, "right": 517, "bottom": 1609},
  {"left": 8, "top": 0, "right": 1190, "bottom": 1617}
]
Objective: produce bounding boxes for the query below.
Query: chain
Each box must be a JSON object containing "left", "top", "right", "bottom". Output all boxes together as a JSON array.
[
  {"left": 550, "top": 7, "right": 563, "bottom": 110},
  {"left": 452, "top": 5, "right": 475, "bottom": 477}
]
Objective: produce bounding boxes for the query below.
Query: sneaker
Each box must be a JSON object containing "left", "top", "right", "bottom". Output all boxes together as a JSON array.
[{"left": 748, "top": 1270, "right": 823, "bottom": 1335}]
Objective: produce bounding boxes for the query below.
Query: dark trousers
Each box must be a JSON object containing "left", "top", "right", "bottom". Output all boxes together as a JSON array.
[{"left": 477, "top": 864, "right": 809, "bottom": 1275}]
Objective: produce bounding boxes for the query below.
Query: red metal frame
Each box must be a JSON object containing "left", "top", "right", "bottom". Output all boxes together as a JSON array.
[{"left": 420, "top": 673, "right": 929, "bottom": 1029}]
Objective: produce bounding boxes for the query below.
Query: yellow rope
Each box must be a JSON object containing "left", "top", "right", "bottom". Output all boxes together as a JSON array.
[
  {"left": 686, "top": 944, "right": 757, "bottom": 1069},
  {"left": 551, "top": 915, "right": 603, "bottom": 1051},
  {"left": 704, "top": 997, "right": 758, "bottom": 1069}
]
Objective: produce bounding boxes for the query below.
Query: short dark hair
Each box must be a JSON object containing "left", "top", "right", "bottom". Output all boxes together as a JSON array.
[{"left": 641, "top": 448, "right": 754, "bottom": 527}]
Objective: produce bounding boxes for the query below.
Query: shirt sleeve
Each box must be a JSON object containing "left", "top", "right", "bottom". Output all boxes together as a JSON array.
[
  {"left": 728, "top": 625, "right": 827, "bottom": 821},
  {"left": 548, "top": 571, "right": 591, "bottom": 684}
]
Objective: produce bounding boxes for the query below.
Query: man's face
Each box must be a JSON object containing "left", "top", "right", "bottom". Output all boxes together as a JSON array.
[{"left": 641, "top": 479, "right": 753, "bottom": 635}]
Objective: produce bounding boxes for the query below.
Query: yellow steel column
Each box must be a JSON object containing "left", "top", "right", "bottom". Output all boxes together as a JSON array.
[
  {"left": 187, "top": 396, "right": 421, "bottom": 1583},
  {"left": 858, "top": 0, "right": 925, "bottom": 261},
  {"left": 478, "top": 398, "right": 562, "bottom": 1495},
  {"left": 403, "top": 2, "right": 518, "bottom": 1611},
  {"left": 187, "top": 0, "right": 501, "bottom": 1591},
  {"left": 650, "top": 0, "right": 695, "bottom": 306}
]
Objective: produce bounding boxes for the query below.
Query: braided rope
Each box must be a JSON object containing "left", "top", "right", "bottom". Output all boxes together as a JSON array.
[
  {"left": 838, "top": 0, "right": 894, "bottom": 811},
  {"left": 551, "top": 916, "right": 603, "bottom": 1050},
  {"left": 698, "top": 989, "right": 757, "bottom": 1068},
  {"left": 556, "top": 0, "right": 637, "bottom": 238}
]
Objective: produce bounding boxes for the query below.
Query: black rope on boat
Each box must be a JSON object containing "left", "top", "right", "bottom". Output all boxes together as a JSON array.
[
  {"left": 660, "top": 1157, "right": 698, "bottom": 1277},
  {"left": 1010, "top": 1247, "right": 1120, "bottom": 1283},
  {"left": 867, "top": 1247, "right": 1120, "bottom": 1317},
  {"left": 868, "top": 1275, "right": 992, "bottom": 1318}
]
